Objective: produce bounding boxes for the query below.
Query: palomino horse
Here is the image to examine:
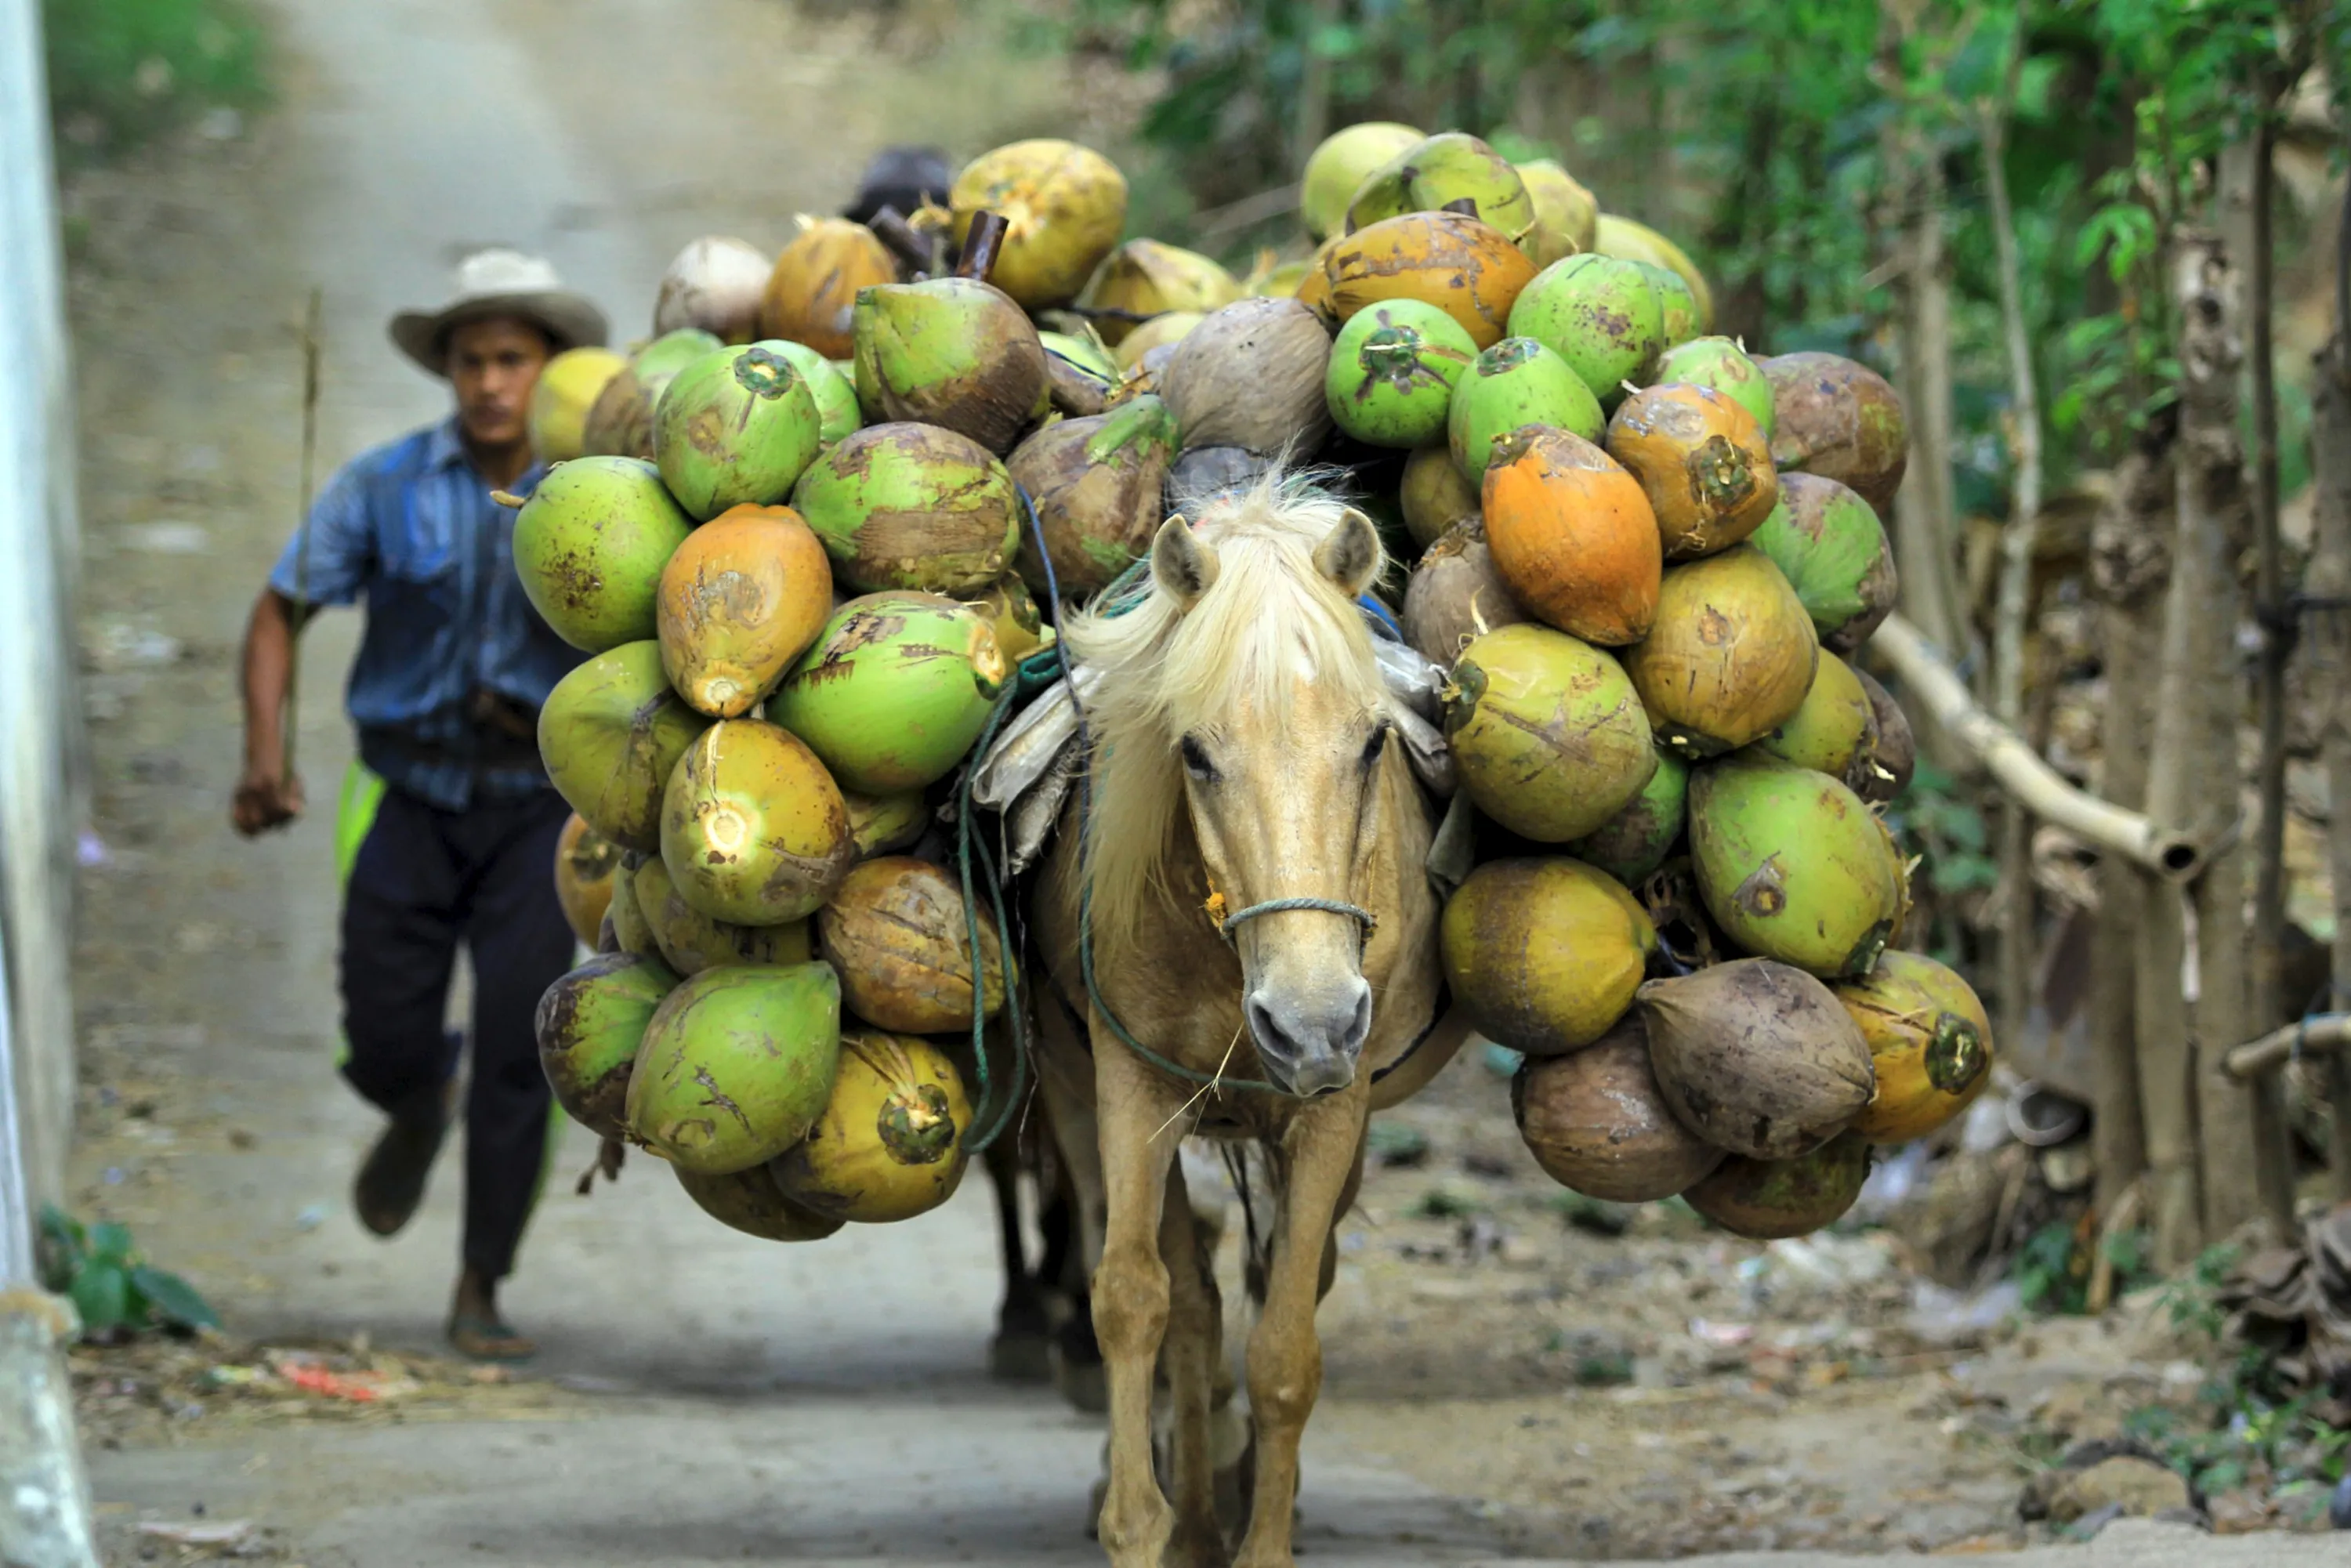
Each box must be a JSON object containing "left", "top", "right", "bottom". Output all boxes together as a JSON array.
[{"left": 1028, "top": 473, "right": 1455, "bottom": 1566}]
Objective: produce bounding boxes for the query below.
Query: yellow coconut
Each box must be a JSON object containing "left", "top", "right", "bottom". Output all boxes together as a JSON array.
[
  {"left": 951, "top": 139, "right": 1129, "bottom": 311},
  {"left": 761, "top": 217, "right": 897, "bottom": 360},
  {"left": 1516, "top": 159, "right": 1599, "bottom": 266},
  {"left": 770, "top": 1031, "right": 973, "bottom": 1222},
  {"left": 1838, "top": 951, "right": 1994, "bottom": 1143},
  {"left": 1113, "top": 310, "right": 1203, "bottom": 372},
  {"left": 673, "top": 1164, "right": 844, "bottom": 1242},
  {"left": 659, "top": 719, "right": 857, "bottom": 925},
  {"left": 1080, "top": 239, "right": 1243, "bottom": 347},
  {"left": 1592, "top": 213, "right": 1714, "bottom": 332},
  {"left": 528, "top": 347, "right": 629, "bottom": 465},
  {"left": 553, "top": 813, "right": 623, "bottom": 947},
  {"left": 1299, "top": 121, "right": 1425, "bottom": 241}
]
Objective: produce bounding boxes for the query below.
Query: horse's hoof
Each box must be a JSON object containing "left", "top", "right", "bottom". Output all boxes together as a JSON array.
[
  {"left": 1054, "top": 1351, "right": 1110, "bottom": 1414},
  {"left": 988, "top": 1330, "right": 1054, "bottom": 1384}
]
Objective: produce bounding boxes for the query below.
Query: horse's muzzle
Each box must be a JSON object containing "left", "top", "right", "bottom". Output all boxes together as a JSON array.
[{"left": 1245, "top": 979, "right": 1372, "bottom": 1097}]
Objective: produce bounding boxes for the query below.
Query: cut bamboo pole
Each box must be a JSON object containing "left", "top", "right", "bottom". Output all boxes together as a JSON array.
[
  {"left": 2222, "top": 1015, "right": 2351, "bottom": 1081},
  {"left": 2309, "top": 306, "right": 2351, "bottom": 1200}
]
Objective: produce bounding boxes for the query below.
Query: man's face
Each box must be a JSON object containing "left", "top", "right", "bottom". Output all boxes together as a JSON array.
[{"left": 447, "top": 317, "right": 552, "bottom": 448}]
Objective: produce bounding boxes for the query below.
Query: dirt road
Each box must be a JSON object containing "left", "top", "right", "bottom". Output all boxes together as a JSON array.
[{"left": 54, "top": 2, "right": 2346, "bottom": 1563}]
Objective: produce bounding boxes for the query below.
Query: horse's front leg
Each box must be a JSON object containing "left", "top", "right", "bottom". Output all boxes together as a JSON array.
[
  {"left": 1158, "top": 1153, "right": 1230, "bottom": 1567},
  {"left": 1235, "top": 1088, "right": 1367, "bottom": 1568},
  {"left": 1090, "top": 1036, "right": 1188, "bottom": 1565}
]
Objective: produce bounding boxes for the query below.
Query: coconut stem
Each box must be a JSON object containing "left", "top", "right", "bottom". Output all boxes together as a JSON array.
[
  {"left": 870, "top": 206, "right": 935, "bottom": 277},
  {"left": 956, "top": 211, "right": 1009, "bottom": 282}
]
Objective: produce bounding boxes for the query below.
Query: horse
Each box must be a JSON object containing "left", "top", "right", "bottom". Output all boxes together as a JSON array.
[{"left": 1025, "top": 471, "right": 1455, "bottom": 1566}]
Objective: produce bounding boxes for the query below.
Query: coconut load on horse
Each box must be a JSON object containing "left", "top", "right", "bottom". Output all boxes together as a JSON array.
[{"left": 520, "top": 126, "right": 1990, "bottom": 1561}]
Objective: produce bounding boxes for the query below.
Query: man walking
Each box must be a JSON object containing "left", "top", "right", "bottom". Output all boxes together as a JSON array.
[{"left": 232, "top": 250, "right": 607, "bottom": 1360}]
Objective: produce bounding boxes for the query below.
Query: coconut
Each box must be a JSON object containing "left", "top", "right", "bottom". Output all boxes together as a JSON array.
[
  {"left": 1160, "top": 297, "right": 1333, "bottom": 455},
  {"left": 1592, "top": 214, "right": 1714, "bottom": 331},
  {"left": 674, "top": 1164, "right": 843, "bottom": 1242},
  {"left": 1345, "top": 132, "right": 1534, "bottom": 243},
  {"left": 1516, "top": 159, "right": 1599, "bottom": 266},
  {"left": 653, "top": 236, "right": 773, "bottom": 344},
  {"left": 609, "top": 859, "right": 657, "bottom": 959},
  {"left": 1751, "top": 650, "right": 1880, "bottom": 791},
  {"left": 1402, "top": 519, "right": 1527, "bottom": 668},
  {"left": 1606, "top": 383, "right": 1779, "bottom": 561},
  {"left": 528, "top": 346, "right": 629, "bottom": 464},
  {"left": 1081, "top": 240, "right": 1243, "bottom": 347},
  {"left": 1747, "top": 473, "right": 1899, "bottom": 652},
  {"left": 554, "top": 813, "right": 624, "bottom": 946},
  {"left": 1838, "top": 952, "right": 1992, "bottom": 1143},
  {"left": 1165, "top": 446, "right": 1276, "bottom": 512},
  {"left": 761, "top": 341, "right": 860, "bottom": 444},
  {"left": 1688, "top": 755, "right": 1902, "bottom": 980},
  {"left": 661, "top": 719, "right": 857, "bottom": 926},
  {"left": 1639, "top": 958, "right": 1875, "bottom": 1159},
  {"left": 1621, "top": 545, "right": 1818, "bottom": 758},
  {"left": 625, "top": 961, "right": 842, "bottom": 1174},
  {"left": 951, "top": 139, "right": 1128, "bottom": 310},
  {"left": 1442, "top": 857, "right": 1656, "bottom": 1057},
  {"left": 581, "top": 329, "right": 724, "bottom": 460},
  {"left": 770, "top": 1032, "right": 973, "bottom": 1223},
  {"left": 1447, "top": 339, "right": 1605, "bottom": 485},
  {"left": 1401, "top": 442, "right": 1480, "bottom": 548},
  {"left": 655, "top": 504, "right": 833, "bottom": 719},
  {"left": 770, "top": 593, "right": 1008, "bottom": 793},
  {"left": 1444, "top": 623, "right": 1657, "bottom": 842},
  {"left": 628, "top": 853, "right": 813, "bottom": 977},
  {"left": 1567, "top": 753, "right": 1688, "bottom": 885},
  {"left": 790, "top": 423, "right": 1020, "bottom": 595},
  {"left": 761, "top": 217, "right": 897, "bottom": 360},
  {"left": 1300, "top": 121, "right": 1425, "bottom": 240},
  {"left": 1649, "top": 338, "right": 1767, "bottom": 435},
  {"left": 1683, "top": 1133, "right": 1871, "bottom": 1240},
  {"left": 1007, "top": 395, "right": 1179, "bottom": 598},
  {"left": 842, "top": 789, "right": 929, "bottom": 860},
  {"left": 510, "top": 455, "right": 694, "bottom": 651},
  {"left": 815, "top": 856, "right": 1012, "bottom": 1031},
  {"left": 1481, "top": 425, "right": 1660, "bottom": 646},
  {"left": 1756, "top": 352, "right": 1907, "bottom": 516},
  {"left": 957, "top": 574, "right": 1048, "bottom": 663},
  {"left": 1507, "top": 255, "right": 1665, "bottom": 407},
  {"left": 1854, "top": 668, "right": 1914, "bottom": 803},
  {"left": 536, "top": 951, "right": 677, "bottom": 1139},
  {"left": 1039, "top": 330, "right": 1118, "bottom": 416},
  {"left": 1299, "top": 211, "right": 1536, "bottom": 350},
  {"left": 538, "top": 641, "right": 708, "bottom": 853},
  {"left": 1638, "top": 264, "right": 1701, "bottom": 350},
  {"left": 1114, "top": 311, "right": 1203, "bottom": 371},
  {"left": 1512, "top": 1014, "right": 1724, "bottom": 1201},
  {"left": 850, "top": 278, "right": 1049, "bottom": 456},
  {"left": 1324, "top": 300, "right": 1479, "bottom": 449},
  {"left": 654, "top": 342, "right": 825, "bottom": 521}
]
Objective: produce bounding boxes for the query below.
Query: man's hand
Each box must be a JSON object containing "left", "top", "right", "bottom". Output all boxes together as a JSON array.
[{"left": 231, "top": 764, "right": 305, "bottom": 836}]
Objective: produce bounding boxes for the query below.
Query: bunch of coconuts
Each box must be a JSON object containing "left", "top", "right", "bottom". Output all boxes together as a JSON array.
[{"left": 516, "top": 124, "right": 1980, "bottom": 1249}]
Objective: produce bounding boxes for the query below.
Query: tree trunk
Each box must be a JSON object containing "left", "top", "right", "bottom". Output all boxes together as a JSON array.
[
  {"left": 1291, "top": 0, "right": 1340, "bottom": 178},
  {"left": 2309, "top": 185, "right": 2351, "bottom": 1196}
]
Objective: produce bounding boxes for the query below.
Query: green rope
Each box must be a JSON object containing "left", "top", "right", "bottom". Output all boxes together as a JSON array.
[{"left": 955, "top": 681, "right": 1030, "bottom": 1153}]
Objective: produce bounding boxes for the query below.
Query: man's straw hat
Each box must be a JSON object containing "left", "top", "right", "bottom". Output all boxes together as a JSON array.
[{"left": 389, "top": 248, "right": 608, "bottom": 376}]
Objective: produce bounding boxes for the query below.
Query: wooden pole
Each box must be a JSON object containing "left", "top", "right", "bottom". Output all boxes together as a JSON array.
[
  {"left": 2222, "top": 1016, "right": 2351, "bottom": 1082},
  {"left": 2307, "top": 184, "right": 2351, "bottom": 1197}
]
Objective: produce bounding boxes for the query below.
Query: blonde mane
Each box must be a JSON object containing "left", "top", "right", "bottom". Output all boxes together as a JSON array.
[{"left": 1067, "top": 468, "right": 1390, "bottom": 951}]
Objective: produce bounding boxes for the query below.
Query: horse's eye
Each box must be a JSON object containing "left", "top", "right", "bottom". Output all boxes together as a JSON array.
[
  {"left": 1180, "top": 734, "right": 1218, "bottom": 780},
  {"left": 1360, "top": 725, "right": 1391, "bottom": 770}
]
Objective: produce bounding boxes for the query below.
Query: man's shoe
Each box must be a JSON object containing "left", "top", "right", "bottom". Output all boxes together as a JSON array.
[{"left": 353, "top": 1079, "right": 452, "bottom": 1237}]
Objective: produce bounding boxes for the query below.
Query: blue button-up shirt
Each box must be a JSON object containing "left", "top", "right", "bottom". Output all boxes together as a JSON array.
[{"left": 268, "top": 418, "right": 583, "bottom": 811}]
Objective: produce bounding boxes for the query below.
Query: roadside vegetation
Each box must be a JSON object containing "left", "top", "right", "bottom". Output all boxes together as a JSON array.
[{"left": 43, "top": 0, "right": 269, "bottom": 168}]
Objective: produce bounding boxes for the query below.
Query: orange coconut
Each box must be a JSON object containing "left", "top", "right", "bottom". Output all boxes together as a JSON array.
[
  {"left": 1480, "top": 425, "right": 1660, "bottom": 646},
  {"left": 1606, "top": 383, "right": 1780, "bottom": 560},
  {"left": 1297, "top": 211, "right": 1536, "bottom": 350},
  {"left": 655, "top": 504, "right": 835, "bottom": 718},
  {"left": 759, "top": 218, "right": 898, "bottom": 360}
]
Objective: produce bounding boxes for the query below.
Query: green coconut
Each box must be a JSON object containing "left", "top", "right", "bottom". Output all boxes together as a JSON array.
[
  {"left": 538, "top": 641, "right": 708, "bottom": 853},
  {"left": 1683, "top": 1133, "right": 1872, "bottom": 1240},
  {"left": 1635, "top": 263, "right": 1701, "bottom": 351},
  {"left": 1567, "top": 751, "right": 1689, "bottom": 885},
  {"left": 842, "top": 788, "right": 930, "bottom": 859},
  {"left": 1006, "top": 395, "right": 1179, "bottom": 598},
  {"left": 581, "top": 328, "right": 724, "bottom": 459},
  {"left": 608, "top": 859, "right": 658, "bottom": 958},
  {"left": 1747, "top": 473, "right": 1900, "bottom": 653},
  {"left": 770, "top": 593, "right": 1009, "bottom": 793},
  {"left": 625, "top": 962, "right": 842, "bottom": 1175},
  {"left": 1441, "top": 857, "right": 1657, "bottom": 1057},
  {"left": 1346, "top": 132, "right": 1535, "bottom": 244},
  {"left": 1506, "top": 254, "right": 1666, "bottom": 408},
  {"left": 1324, "top": 299, "right": 1480, "bottom": 449},
  {"left": 790, "top": 422, "right": 1021, "bottom": 595},
  {"left": 652, "top": 343, "right": 824, "bottom": 521},
  {"left": 1038, "top": 330, "right": 1119, "bottom": 416},
  {"left": 1651, "top": 337, "right": 1774, "bottom": 439},
  {"left": 1750, "top": 649, "right": 1881, "bottom": 791},
  {"left": 1300, "top": 121, "right": 1425, "bottom": 241},
  {"left": 1444, "top": 622, "right": 1657, "bottom": 842},
  {"left": 1621, "top": 545, "right": 1819, "bottom": 758},
  {"left": 536, "top": 951, "right": 677, "bottom": 1139},
  {"left": 850, "top": 278, "right": 1049, "bottom": 456},
  {"left": 509, "top": 456, "right": 694, "bottom": 651},
  {"left": 1688, "top": 755, "right": 1902, "bottom": 980},
  {"left": 1446, "top": 337, "right": 1604, "bottom": 485},
  {"left": 661, "top": 719, "right": 857, "bottom": 926},
  {"left": 763, "top": 340, "right": 861, "bottom": 444},
  {"left": 629, "top": 853, "right": 814, "bottom": 978},
  {"left": 673, "top": 1164, "right": 843, "bottom": 1242}
]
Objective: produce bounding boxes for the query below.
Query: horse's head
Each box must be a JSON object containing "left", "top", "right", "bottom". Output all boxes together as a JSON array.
[{"left": 1074, "top": 476, "right": 1394, "bottom": 1098}]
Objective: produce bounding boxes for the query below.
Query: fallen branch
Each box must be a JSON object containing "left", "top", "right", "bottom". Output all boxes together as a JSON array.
[
  {"left": 1868, "top": 614, "right": 2203, "bottom": 879},
  {"left": 2221, "top": 1014, "right": 2351, "bottom": 1081}
]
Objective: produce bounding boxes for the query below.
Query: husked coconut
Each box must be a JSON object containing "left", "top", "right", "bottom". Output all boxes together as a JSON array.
[
  {"left": 653, "top": 236, "right": 772, "bottom": 344},
  {"left": 1160, "top": 297, "right": 1333, "bottom": 455},
  {"left": 1639, "top": 958, "right": 1875, "bottom": 1160},
  {"left": 1512, "top": 1013, "right": 1723, "bottom": 1201}
]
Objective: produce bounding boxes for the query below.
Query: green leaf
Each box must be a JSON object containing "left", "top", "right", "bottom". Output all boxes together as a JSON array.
[
  {"left": 88, "top": 1221, "right": 133, "bottom": 1263},
  {"left": 71, "top": 1261, "right": 132, "bottom": 1334},
  {"left": 129, "top": 1266, "right": 219, "bottom": 1331}
]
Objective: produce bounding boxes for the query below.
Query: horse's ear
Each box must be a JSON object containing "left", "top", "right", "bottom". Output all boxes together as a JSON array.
[
  {"left": 1314, "top": 508, "right": 1382, "bottom": 598},
  {"left": 1152, "top": 517, "right": 1219, "bottom": 611}
]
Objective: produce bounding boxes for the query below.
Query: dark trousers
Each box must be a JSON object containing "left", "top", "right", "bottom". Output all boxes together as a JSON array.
[{"left": 338, "top": 783, "right": 576, "bottom": 1282}]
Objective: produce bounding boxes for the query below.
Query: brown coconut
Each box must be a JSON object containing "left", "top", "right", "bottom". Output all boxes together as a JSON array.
[
  {"left": 761, "top": 218, "right": 899, "bottom": 360},
  {"left": 1756, "top": 352, "right": 1908, "bottom": 516},
  {"left": 1512, "top": 1013, "right": 1725, "bottom": 1202},
  {"left": 629, "top": 853, "right": 813, "bottom": 978},
  {"left": 1401, "top": 442, "right": 1480, "bottom": 548},
  {"left": 580, "top": 363, "right": 660, "bottom": 461},
  {"left": 1158, "top": 297, "right": 1333, "bottom": 455},
  {"left": 1006, "top": 395, "right": 1179, "bottom": 598},
  {"left": 1639, "top": 958, "right": 1875, "bottom": 1160},
  {"left": 1682, "top": 1132, "right": 1871, "bottom": 1240},
  {"left": 653, "top": 237, "right": 773, "bottom": 344},
  {"left": 1402, "top": 516, "right": 1529, "bottom": 667},
  {"left": 1853, "top": 667, "right": 1914, "bottom": 804},
  {"left": 816, "top": 856, "right": 1013, "bottom": 1034}
]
